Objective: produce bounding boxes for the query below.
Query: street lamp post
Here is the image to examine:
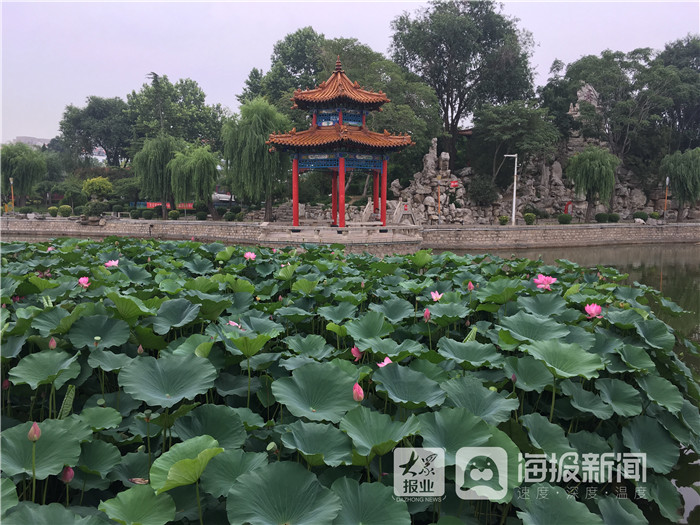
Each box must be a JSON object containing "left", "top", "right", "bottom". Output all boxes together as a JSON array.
[
  {"left": 9, "top": 177, "right": 15, "bottom": 212},
  {"left": 504, "top": 154, "right": 518, "bottom": 226}
]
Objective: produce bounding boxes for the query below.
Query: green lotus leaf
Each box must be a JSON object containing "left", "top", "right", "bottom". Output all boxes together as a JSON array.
[
  {"left": 1, "top": 478, "right": 18, "bottom": 518},
  {"left": 503, "top": 356, "right": 553, "bottom": 393},
  {"left": 474, "top": 278, "right": 523, "bottom": 304},
  {"left": 150, "top": 435, "right": 223, "bottom": 494},
  {"left": 271, "top": 362, "right": 357, "bottom": 422},
  {"left": 346, "top": 311, "right": 394, "bottom": 341},
  {"left": 369, "top": 338, "right": 427, "bottom": 359},
  {"left": 68, "top": 315, "right": 130, "bottom": 350},
  {"left": 227, "top": 407, "right": 264, "bottom": 430},
  {"left": 522, "top": 340, "right": 604, "bottom": 379},
  {"left": 681, "top": 399, "right": 700, "bottom": 436},
  {"left": 200, "top": 449, "right": 267, "bottom": 498},
  {"left": 636, "top": 375, "right": 683, "bottom": 414},
  {"left": 441, "top": 375, "right": 519, "bottom": 424},
  {"left": 276, "top": 306, "right": 314, "bottom": 322},
  {"left": 291, "top": 278, "right": 319, "bottom": 296},
  {"left": 118, "top": 354, "right": 217, "bottom": 408},
  {"left": 1, "top": 419, "right": 88, "bottom": 479},
  {"left": 275, "top": 262, "right": 299, "bottom": 280},
  {"left": 181, "top": 290, "right": 230, "bottom": 321},
  {"left": 79, "top": 440, "right": 121, "bottom": 478},
  {"left": 418, "top": 407, "right": 492, "bottom": 465},
  {"left": 499, "top": 311, "right": 570, "bottom": 342},
  {"left": 79, "top": 406, "right": 122, "bottom": 431},
  {"left": 87, "top": 348, "right": 132, "bottom": 371},
  {"left": 182, "top": 256, "right": 214, "bottom": 275},
  {"left": 426, "top": 303, "right": 470, "bottom": 325},
  {"left": 151, "top": 299, "right": 201, "bottom": 335},
  {"left": 437, "top": 338, "right": 503, "bottom": 367},
  {"left": 284, "top": 333, "right": 336, "bottom": 360},
  {"left": 331, "top": 477, "right": 411, "bottom": 525},
  {"left": 520, "top": 413, "right": 577, "bottom": 458},
  {"left": 9, "top": 350, "right": 80, "bottom": 390},
  {"left": 595, "top": 378, "right": 642, "bottom": 417},
  {"left": 32, "top": 307, "right": 70, "bottom": 337},
  {"left": 318, "top": 302, "right": 358, "bottom": 324},
  {"left": 107, "top": 451, "right": 149, "bottom": 486},
  {"left": 227, "top": 462, "right": 341, "bottom": 524},
  {"left": 169, "top": 333, "right": 211, "bottom": 356},
  {"left": 646, "top": 404, "right": 693, "bottom": 448},
  {"left": 410, "top": 249, "right": 433, "bottom": 269},
  {"left": 158, "top": 279, "right": 183, "bottom": 294},
  {"left": 560, "top": 379, "right": 614, "bottom": 419},
  {"left": 340, "top": 406, "right": 420, "bottom": 458},
  {"left": 621, "top": 415, "right": 679, "bottom": 474},
  {"left": 237, "top": 315, "right": 284, "bottom": 337},
  {"left": 646, "top": 473, "right": 684, "bottom": 522},
  {"left": 172, "top": 404, "right": 247, "bottom": 449},
  {"left": 615, "top": 344, "right": 656, "bottom": 373},
  {"left": 368, "top": 298, "right": 415, "bottom": 324},
  {"left": 280, "top": 420, "right": 353, "bottom": 467},
  {"left": 99, "top": 485, "right": 176, "bottom": 525},
  {"left": 516, "top": 293, "right": 568, "bottom": 318},
  {"left": 105, "top": 292, "right": 155, "bottom": 324},
  {"left": 516, "top": 483, "right": 605, "bottom": 525},
  {"left": 4, "top": 502, "right": 104, "bottom": 525},
  {"left": 227, "top": 333, "right": 271, "bottom": 357},
  {"left": 1, "top": 335, "right": 27, "bottom": 360},
  {"left": 373, "top": 363, "right": 446, "bottom": 409},
  {"left": 118, "top": 263, "right": 153, "bottom": 284},
  {"left": 605, "top": 308, "right": 645, "bottom": 329},
  {"left": 634, "top": 318, "right": 675, "bottom": 351},
  {"left": 567, "top": 430, "right": 611, "bottom": 456}
]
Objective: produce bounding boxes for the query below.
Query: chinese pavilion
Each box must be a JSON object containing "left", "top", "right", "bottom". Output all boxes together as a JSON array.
[{"left": 267, "top": 58, "right": 414, "bottom": 227}]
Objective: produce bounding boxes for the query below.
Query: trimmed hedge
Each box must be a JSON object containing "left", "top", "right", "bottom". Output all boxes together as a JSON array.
[{"left": 557, "top": 213, "right": 573, "bottom": 224}]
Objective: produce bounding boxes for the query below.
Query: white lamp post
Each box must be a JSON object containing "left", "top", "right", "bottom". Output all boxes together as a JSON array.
[{"left": 504, "top": 154, "right": 518, "bottom": 225}]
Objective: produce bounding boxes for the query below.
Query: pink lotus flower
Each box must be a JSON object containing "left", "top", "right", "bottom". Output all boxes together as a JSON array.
[
  {"left": 353, "top": 382, "right": 364, "bottom": 402},
  {"left": 104, "top": 260, "right": 119, "bottom": 268},
  {"left": 28, "top": 422, "right": 41, "bottom": 442},
  {"left": 2, "top": 379, "right": 10, "bottom": 390},
  {"left": 423, "top": 308, "right": 430, "bottom": 322},
  {"left": 191, "top": 237, "right": 195, "bottom": 241},
  {"left": 467, "top": 281, "right": 474, "bottom": 291},
  {"left": 585, "top": 303, "right": 603, "bottom": 319},
  {"left": 244, "top": 251, "right": 256, "bottom": 261},
  {"left": 60, "top": 466, "right": 74, "bottom": 484},
  {"left": 431, "top": 291, "right": 443, "bottom": 302},
  {"left": 351, "top": 346, "right": 363, "bottom": 362},
  {"left": 78, "top": 277, "right": 90, "bottom": 289},
  {"left": 48, "top": 337, "right": 57, "bottom": 350},
  {"left": 137, "top": 344, "right": 144, "bottom": 355},
  {"left": 511, "top": 374, "right": 517, "bottom": 383},
  {"left": 46, "top": 246, "right": 55, "bottom": 252},
  {"left": 533, "top": 274, "right": 557, "bottom": 291},
  {"left": 377, "top": 357, "right": 392, "bottom": 368},
  {"left": 272, "top": 248, "right": 277, "bottom": 253}
]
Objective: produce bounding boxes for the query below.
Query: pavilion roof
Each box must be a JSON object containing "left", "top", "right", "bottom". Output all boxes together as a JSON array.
[
  {"left": 291, "top": 57, "right": 390, "bottom": 110},
  {"left": 267, "top": 125, "right": 414, "bottom": 152}
]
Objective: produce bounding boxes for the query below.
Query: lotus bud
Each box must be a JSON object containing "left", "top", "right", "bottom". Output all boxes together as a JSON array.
[
  {"left": 511, "top": 374, "right": 517, "bottom": 383},
  {"left": 423, "top": 308, "right": 430, "bottom": 322},
  {"left": 28, "top": 422, "right": 41, "bottom": 442},
  {"left": 353, "top": 382, "right": 364, "bottom": 402},
  {"left": 467, "top": 281, "right": 474, "bottom": 291},
  {"left": 137, "top": 344, "right": 144, "bottom": 355},
  {"left": 60, "top": 466, "right": 74, "bottom": 484},
  {"left": 2, "top": 379, "right": 10, "bottom": 390},
  {"left": 48, "top": 337, "right": 57, "bottom": 350},
  {"left": 351, "top": 346, "right": 363, "bottom": 362}
]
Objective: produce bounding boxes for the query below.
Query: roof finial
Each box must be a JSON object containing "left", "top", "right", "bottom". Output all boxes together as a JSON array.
[{"left": 335, "top": 56, "right": 342, "bottom": 72}]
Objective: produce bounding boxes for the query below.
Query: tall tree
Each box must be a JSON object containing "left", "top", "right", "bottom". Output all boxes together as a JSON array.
[
  {"left": 168, "top": 145, "right": 220, "bottom": 218},
  {"left": 132, "top": 134, "right": 183, "bottom": 219},
  {"left": 391, "top": 0, "right": 533, "bottom": 167},
  {"left": 660, "top": 148, "right": 700, "bottom": 221},
  {"left": 565, "top": 145, "right": 619, "bottom": 222},
  {"left": 1, "top": 142, "right": 47, "bottom": 208},
  {"left": 222, "top": 98, "right": 290, "bottom": 221}
]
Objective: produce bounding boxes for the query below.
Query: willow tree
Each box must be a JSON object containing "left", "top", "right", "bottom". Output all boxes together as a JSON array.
[
  {"left": 660, "top": 148, "right": 700, "bottom": 221},
  {"left": 222, "top": 97, "right": 290, "bottom": 221},
  {"left": 132, "top": 134, "right": 182, "bottom": 219},
  {"left": 1, "top": 142, "right": 47, "bottom": 208},
  {"left": 168, "top": 145, "right": 220, "bottom": 218},
  {"left": 566, "top": 145, "right": 619, "bottom": 222}
]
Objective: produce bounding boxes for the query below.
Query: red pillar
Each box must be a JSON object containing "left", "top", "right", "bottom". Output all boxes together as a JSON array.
[
  {"left": 338, "top": 157, "right": 346, "bottom": 228},
  {"left": 331, "top": 171, "right": 337, "bottom": 225},
  {"left": 373, "top": 170, "right": 379, "bottom": 214},
  {"left": 292, "top": 157, "right": 299, "bottom": 226},
  {"left": 381, "top": 158, "right": 388, "bottom": 226}
]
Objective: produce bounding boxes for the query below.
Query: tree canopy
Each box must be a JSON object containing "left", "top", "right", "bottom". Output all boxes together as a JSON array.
[
  {"left": 660, "top": 148, "right": 700, "bottom": 220},
  {"left": 1, "top": 142, "right": 47, "bottom": 208},
  {"left": 132, "top": 134, "right": 183, "bottom": 219},
  {"left": 168, "top": 145, "right": 220, "bottom": 216},
  {"left": 565, "top": 145, "right": 620, "bottom": 221}
]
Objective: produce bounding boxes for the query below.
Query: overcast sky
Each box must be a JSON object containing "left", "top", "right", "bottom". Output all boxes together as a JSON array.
[{"left": 2, "top": 1, "right": 699, "bottom": 144}]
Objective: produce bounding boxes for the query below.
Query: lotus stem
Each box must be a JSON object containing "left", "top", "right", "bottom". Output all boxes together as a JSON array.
[
  {"left": 42, "top": 476, "right": 48, "bottom": 504},
  {"left": 31, "top": 442, "right": 37, "bottom": 502},
  {"left": 65, "top": 483, "right": 70, "bottom": 508},
  {"left": 247, "top": 356, "right": 251, "bottom": 409},
  {"left": 549, "top": 378, "right": 556, "bottom": 422},
  {"left": 196, "top": 480, "right": 203, "bottom": 525}
]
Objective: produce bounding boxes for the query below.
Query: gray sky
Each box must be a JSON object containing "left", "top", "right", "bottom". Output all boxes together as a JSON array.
[{"left": 2, "top": 1, "right": 699, "bottom": 144}]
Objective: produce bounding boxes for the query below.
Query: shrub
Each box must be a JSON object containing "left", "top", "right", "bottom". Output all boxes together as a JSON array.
[
  {"left": 633, "top": 211, "right": 649, "bottom": 221},
  {"left": 196, "top": 211, "right": 208, "bottom": 221},
  {"left": 73, "top": 206, "right": 85, "bottom": 216},
  {"left": 523, "top": 213, "right": 536, "bottom": 225},
  {"left": 650, "top": 211, "right": 660, "bottom": 219},
  {"left": 58, "top": 205, "right": 72, "bottom": 217},
  {"left": 231, "top": 205, "right": 242, "bottom": 214},
  {"left": 498, "top": 215, "right": 509, "bottom": 225},
  {"left": 112, "top": 204, "right": 124, "bottom": 214},
  {"left": 130, "top": 209, "right": 141, "bottom": 219},
  {"left": 18, "top": 206, "right": 34, "bottom": 214},
  {"left": 142, "top": 210, "right": 155, "bottom": 220},
  {"left": 47, "top": 206, "right": 59, "bottom": 217},
  {"left": 194, "top": 201, "right": 209, "bottom": 214},
  {"left": 608, "top": 213, "right": 620, "bottom": 222},
  {"left": 223, "top": 211, "right": 236, "bottom": 222},
  {"left": 595, "top": 213, "right": 609, "bottom": 223},
  {"left": 84, "top": 201, "right": 107, "bottom": 217},
  {"left": 469, "top": 178, "right": 499, "bottom": 206},
  {"left": 152, "top": 205, "right": 163, "bottom": 218},
  {"left": 216, "top": 206, "right": 228, "bottom": 217},
  {"left": 168, "top": 210, "right": 180, "bottom": 220},
  {"left": 523, "top": 203, "right": 549, "bottom": 219},
  {"left": 558, "top": 213, "right": 573, "bottom": 224}
]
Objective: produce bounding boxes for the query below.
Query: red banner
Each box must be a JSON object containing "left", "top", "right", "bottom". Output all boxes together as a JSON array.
[
  {"left": 146, "top": 202, "right": 194, "bottom": 210},
  {"left": 450, "top": 181, "right": 459, "bottom": 188}
]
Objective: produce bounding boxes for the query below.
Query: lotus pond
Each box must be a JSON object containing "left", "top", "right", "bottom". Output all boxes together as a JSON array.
[{"left": 1, "top": 237, "right": 699, "bottom": 524}]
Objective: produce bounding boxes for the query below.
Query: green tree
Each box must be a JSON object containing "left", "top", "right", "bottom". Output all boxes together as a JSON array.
[
  {"left": 565, "top": 145, "right": 620, "bottom": 222},
  {"left": 82, "top": 176, "right": 114, "bottom": 201},
  {"left": 660, "top": 148, "right": 700, "bottom": 221},
  {"left": 54, "top": 175, "right": 86, "bottom": 211},
  {"left": 168, "top": 145, "right": 220, "bottom": 218},
  {"left": 222, "top": 98, "right": 290, "bottom": 221},
  {"left": 391, "top": 0, "right": 533, "bottom": 167},
  {"left": 132, "top": 134, "right": 183, "bottom": 219},
  {"left": 1, "top": 142, "right": 47, "bottom": 208},
  {"left": 237, "top": 68, "right": 265, "bottom": 105},
  {"left": 112, "top": 177, "right": 141, "bottom": 204}
]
